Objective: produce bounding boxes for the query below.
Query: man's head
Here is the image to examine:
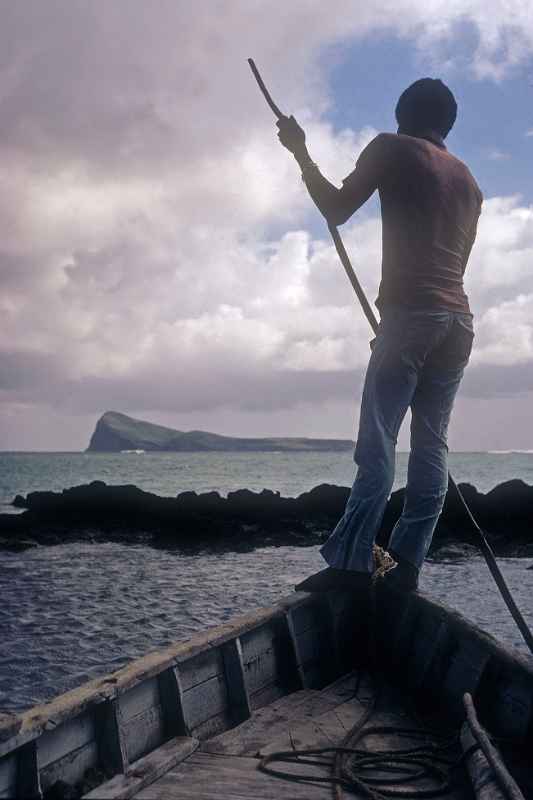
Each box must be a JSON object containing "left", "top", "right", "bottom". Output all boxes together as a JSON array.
[{"left": 395, "top": 78, "right": 457, "bottom": 139}]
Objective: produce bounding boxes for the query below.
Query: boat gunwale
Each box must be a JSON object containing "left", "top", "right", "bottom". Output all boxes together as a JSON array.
[
  {"left": 0, "top": 592, "right": 311, "bottom": 759},
  {"left": 1, "top": 588, "right": 532, "bottom": 762}
]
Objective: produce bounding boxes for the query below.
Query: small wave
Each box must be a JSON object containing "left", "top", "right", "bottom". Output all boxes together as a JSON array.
[{"left": 487, "top": 450, "right": 533, "bottom": 455}]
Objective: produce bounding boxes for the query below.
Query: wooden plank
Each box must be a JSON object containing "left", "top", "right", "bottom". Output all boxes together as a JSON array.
[
  {"left": 486, "top": 670, "right": 533, "bottom": 739},
  {"left": 288, "top": 601, "right": 324, "bottom": 637},
  {"left": 284, "top": 610, "right": 308, "bottom": 689},
  {"left": 182, "top": 674, "right": 228, "bottom": 732},
  {"left": 294, "top": 626, "right": 323, "bottom": 668},
  {"left": 258, "top": 701, "right": 356, "bottom": 757},
  {"left": 320, "top": 595, "right": 344, "bottom": 677},
  {"left": 41, "top": 740, "right": 99, "bottom": 793},
  {"left": 388, "top": 594, "right": 420, "bottom": 673},
  {"left": 320, "top": 670, "right": 363, "bottom": 701},
  {"left": 460, "top": 723, "right": 507, "bottom": 799},
  {"left": 322, "top": 589, "right": 354, "bottom": 617},
  {"left": 222, "top": 638, "right": 251, "bottom": 724},
  {"left": 119, "top": 679, "right": 160, "bottom": 724},
  {"left": 17, "top": 741, "right": 42, "bottom": 799},
  {"left": 202, "top": 684, "right": 355, "bottom": 758},
  {"left": 94, "top": 698, "right": 128, "bottom": 775},
  {"left": 0, "top": 753, "right": 17, "bottom": 798},
  {"left": 244, "top": 649, "right": 279, "bottom": 697},
  {"left": 37, "top": 710, "right": 95, "bottom": 769},
  {"left": 83, "top": 737, "right": 198, "bottom": 800},
  {"left": 158, "top": 667, "right": 189, "bottom": 738},
  {"left": 407, "top": 613, "right": 448, "bottom": 692},
  {"left": 299, "top": 663, "right": 324, "bottom": 691},
  {"left": 189, "top": 711, "right": 234, "bottom": 743},
  {"left": 287, "top": 602, "right": 341, "bottom": 686},
  {"left": 443, "top": 637, "right": 490, "bottom": 719},
  {"left": 240, "top": 624, "right": 283, "bottom": 664},
  {"left": 134, "top": 751, "right": 332, "bottom": 799},
  {"left": 201, "top": 690, "right": 318, "bottom": 756},
  {"left": 178, "top": 649, "right": 224, "bottom": 693},
  {"left": 249, "top": 682, "right": 287, "bottom": 712},
  {"left": 122, "top": 705, "right": 164, "bottom": 764}
]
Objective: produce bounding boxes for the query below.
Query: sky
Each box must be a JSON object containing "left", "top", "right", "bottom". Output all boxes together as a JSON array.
[{"left": 1, "top": 0, "right": 533, "bottom": 451}]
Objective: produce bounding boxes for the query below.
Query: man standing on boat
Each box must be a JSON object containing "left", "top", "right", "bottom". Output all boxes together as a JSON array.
[{"left": 277, "top": 79, "right": 482, "bottom": 592}]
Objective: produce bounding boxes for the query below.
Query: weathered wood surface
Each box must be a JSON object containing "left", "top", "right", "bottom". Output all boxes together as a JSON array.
[
  {"left": 83, "top": 737, "right": 199, "bottom": 800},
  {"left": 2, "top": 588, "right": 533, "bottom": 798},
  {"left": 0, "top": 752, "right": 17, "bottom": 798},
  {"left": 200, "top": 671, "right": 362, "bottom": 757},
  {"left": 461, "top": 724, "right": 509, "bottom": 800},
  {"left": 134, "top": 671, "right": 472, "bottom": 800},
  {"left": 200, "top": 689, "right": 320, "bottom": 756},
  {"left": 0, "top": 594, "right": 312, "bottom": 760},
  {"left": 134, "top": 751, "right": 331, "bottom": 800}
]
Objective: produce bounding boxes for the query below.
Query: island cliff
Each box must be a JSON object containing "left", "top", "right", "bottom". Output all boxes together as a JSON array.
[{"left": 87, "top": 411, "right": 355, "bottom": 453}]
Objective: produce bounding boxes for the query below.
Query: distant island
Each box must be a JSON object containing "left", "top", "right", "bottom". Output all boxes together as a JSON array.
[{"left": 87, "top": 411, "right": 355, "bottom": 453}]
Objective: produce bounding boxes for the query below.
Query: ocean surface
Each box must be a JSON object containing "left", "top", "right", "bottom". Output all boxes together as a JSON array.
[
  {"left": 3, "top": 449, "right": 533, "bottom": 512},
  {"left": 1, "top": 450, "right": 532, "bottom": 713}
]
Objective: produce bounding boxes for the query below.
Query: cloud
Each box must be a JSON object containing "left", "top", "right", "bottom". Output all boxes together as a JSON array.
[
  {"left": 486, "top": 148, "right": 510, "bottom": 161},
  {"left": 1, "top": 2, "right": 533, "bottom": 448}
]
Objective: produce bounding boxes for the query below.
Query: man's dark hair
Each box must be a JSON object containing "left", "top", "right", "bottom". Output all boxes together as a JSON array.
[{"left": 395, "top": 78, "right": 457, "bottom": 139}]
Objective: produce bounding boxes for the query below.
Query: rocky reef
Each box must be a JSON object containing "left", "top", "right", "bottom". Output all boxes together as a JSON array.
[{"left": 1, "top": 479, "right": 533, "bottom": 557}]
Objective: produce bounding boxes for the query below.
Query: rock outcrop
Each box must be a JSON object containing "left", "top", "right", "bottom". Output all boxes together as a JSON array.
[
  {"left": 86, "top": 411, "right": 355, "bottom": 453},
  {"left": 2, "top": 479, "right": 533, "bottom": 557}
]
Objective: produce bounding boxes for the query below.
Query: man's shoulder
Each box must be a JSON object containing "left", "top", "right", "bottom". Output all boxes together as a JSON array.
[
  {"left": 443, "top": 150, "right": 483, "bottom": 205},
  {"left": 356, "top": 132, "right": 397, "bottom": 167},
  {"left": 363, "top": 132, "right": 397, "bottom": 151}
]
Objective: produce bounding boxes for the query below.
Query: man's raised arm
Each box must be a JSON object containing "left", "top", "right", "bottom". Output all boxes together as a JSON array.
[{"left": 277, "top": 116, "right": 380, "bottom": 226}]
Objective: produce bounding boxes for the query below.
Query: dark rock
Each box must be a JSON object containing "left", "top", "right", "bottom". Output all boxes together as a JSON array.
[
  {"left": 4, "top": 478, "right": 533, "bottom": 557},
  {"left": 12, "top": 494, "right": 27, "bottom": 508},
  {"left": 226, "top": 488, "right": 285, "bottom": 519},
  {"left": 295, "top": 483, "right": 350, "bottom": 515},
  {"left": 429, "top": 542, "right": 478, "bottom": 561},
  {"left": 483, "top": 479, "right": 533, "bottom": 526},
  {"left": 0, "top": 537, "right": 38, "bottom": 551}
]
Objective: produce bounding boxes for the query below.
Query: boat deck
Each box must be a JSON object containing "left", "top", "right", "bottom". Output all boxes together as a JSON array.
[
  {"left": 3, "top": 589, "right": 531, "bottom": 799},
  {"left": 134, "top": 670, "right": 473, "bottom": 800}
]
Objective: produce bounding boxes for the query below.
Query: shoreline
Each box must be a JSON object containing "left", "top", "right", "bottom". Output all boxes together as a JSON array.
[{"left": 1, "top": 478, "right": 533, "bottom": 558}]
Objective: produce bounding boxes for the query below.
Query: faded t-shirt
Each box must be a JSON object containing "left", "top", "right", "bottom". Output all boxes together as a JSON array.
[{"left": 341, "top": 132, "right": 482, "bottom": 314}]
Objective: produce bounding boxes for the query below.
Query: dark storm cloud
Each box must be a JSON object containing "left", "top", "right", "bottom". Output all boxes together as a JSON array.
[{"left": 462, "top": 362, "right": 533, "bottom": 398}]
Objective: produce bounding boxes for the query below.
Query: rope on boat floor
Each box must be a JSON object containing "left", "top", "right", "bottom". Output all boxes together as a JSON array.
[
  {"left": 258, "top": 673, "right": 472, "bottom": 799},
  {"left": 258, "top": 589, "right": 525, "bottom": 800}
]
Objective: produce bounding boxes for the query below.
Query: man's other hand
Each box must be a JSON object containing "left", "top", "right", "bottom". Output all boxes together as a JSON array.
[{"left": 277, "top": 115, "right": 306, "bottom": 155}]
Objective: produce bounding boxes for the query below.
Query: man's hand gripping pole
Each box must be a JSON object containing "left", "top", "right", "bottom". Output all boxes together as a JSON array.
[{"left": 247, "top": 58, "right": 379, "bottom": 334}]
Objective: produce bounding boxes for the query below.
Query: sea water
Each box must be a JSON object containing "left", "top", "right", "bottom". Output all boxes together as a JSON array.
[
  {"left": 2, "top": 450, "right": 533, "bottom": 511},
  {"left": 0, "top": 450, "right": 532, "bottom": 712}
]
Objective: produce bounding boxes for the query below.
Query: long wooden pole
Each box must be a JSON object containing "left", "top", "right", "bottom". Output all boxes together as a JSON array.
[{"left": 247, "top": 58, "right": 533, "bottom": 655}]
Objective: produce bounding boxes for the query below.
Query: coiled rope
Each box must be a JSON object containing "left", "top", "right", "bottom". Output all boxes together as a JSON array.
[{"left": 259, "top": 668, "right": 472, "bottom": 799}]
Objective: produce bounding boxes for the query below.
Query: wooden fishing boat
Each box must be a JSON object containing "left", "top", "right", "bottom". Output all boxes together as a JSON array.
[{"left": 1, "top": 586, "right": 532, "bottom": 799}]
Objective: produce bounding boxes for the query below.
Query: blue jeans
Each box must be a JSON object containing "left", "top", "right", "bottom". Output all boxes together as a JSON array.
[{"left": 320, "top": 307, "right": 474, "bottom": 573}]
